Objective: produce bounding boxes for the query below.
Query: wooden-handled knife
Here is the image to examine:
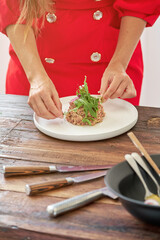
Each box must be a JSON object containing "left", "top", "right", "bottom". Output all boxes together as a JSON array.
[
  {"left": 3, "top": 164, "right": 113, "bottom": 177},
  {"left": 25, "top": 170, "right": 107, "bottom": 195}
]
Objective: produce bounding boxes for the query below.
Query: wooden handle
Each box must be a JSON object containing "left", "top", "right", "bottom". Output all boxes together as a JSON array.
[
  {"left": 3, "top": 166, "right": 54, "bottom": 177},
  {"left": 127, "top": 132, "right": 160, "bottom": 175},
  {"left": 25, "top": 178, "right": 74, "bottom": 196}
]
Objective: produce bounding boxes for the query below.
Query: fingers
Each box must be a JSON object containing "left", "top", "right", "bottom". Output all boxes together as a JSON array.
[
  {"left": 102, "top": 75, "right": 122, "bottom": 101},
  {"left": 120, "top": 86, "right": 137, "bottom": 99},
  {"left": 28, "top": 82, "right": 63, "bottom": 120},
  {"left": 43, "top": 93, "right": 63, "bottom": 118},
  {"left": 101, "top": 74, "right": 137, "bottom": 102},
  {"left": 51, "top": 91, "right": 62, "bottom": 112},
  {"left": 29, "top": 96, "right": 56, "bottom": 119},
  {"left": 99, "top": 75, "right": 111, "bottom": 96}
]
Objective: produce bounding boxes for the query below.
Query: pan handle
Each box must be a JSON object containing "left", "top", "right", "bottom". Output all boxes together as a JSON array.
[{"left": 47, "top": 188, "right": 104, "bottom": 217}]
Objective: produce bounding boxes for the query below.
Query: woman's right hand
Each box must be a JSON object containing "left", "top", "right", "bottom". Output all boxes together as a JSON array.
[
  {"left": 6, "top": 24, "right": 63, "bottom": 120},
  {"left": 28, "top": 75, "right": 63, "bottom": 119}
]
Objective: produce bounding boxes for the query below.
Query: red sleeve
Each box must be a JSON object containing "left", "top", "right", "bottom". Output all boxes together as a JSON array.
[
  {"left": 0, "top": 0, "right": 20, "bottom": 35},
  {"left": 113, "top": 0, "right": 160, "bottom": 28}
]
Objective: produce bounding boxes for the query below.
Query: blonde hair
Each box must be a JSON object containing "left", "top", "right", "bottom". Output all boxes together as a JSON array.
[{"left": 17, "top": 0, "right": 53, "bottom": 37}]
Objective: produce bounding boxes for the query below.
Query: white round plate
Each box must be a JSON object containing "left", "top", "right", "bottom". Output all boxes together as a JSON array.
[{"left": 33, "top": 96, "right": 138, "bottom": 142}]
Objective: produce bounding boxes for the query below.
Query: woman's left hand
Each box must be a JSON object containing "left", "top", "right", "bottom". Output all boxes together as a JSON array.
[{"left": 99, "top": 62, "right": 137, "bottom": 102}]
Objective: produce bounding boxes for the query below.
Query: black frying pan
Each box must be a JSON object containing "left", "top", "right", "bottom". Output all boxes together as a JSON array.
[{"left": 105, "top": 154, "right": 160, "bottom": 225}]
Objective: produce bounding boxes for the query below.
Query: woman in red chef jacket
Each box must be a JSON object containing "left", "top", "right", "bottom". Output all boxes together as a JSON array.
[{"left": 0, "top": 0, "right": 159, "bottom": 119}]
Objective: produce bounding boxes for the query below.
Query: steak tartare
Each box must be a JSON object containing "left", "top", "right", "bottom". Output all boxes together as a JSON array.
[{"left": 65, "top": 77, "right": 105, "bottom": 126}]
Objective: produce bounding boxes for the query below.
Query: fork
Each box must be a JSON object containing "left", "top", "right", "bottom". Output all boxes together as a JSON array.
[
  {"left": 131, "top": 152, "right": 160, "bottom": 197},
  {"left": 125, "top": 154, "right": 160, "bottom": 203}
]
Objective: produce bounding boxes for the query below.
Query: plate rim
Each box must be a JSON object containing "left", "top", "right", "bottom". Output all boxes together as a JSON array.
[{"left": 33, "top": 97, "right": 138, "bottom": 141}]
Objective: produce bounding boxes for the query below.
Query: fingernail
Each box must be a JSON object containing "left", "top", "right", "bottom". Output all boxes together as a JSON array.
[
  {"left": 100, "top": 96, "right": 104, "bottom": 103},
  {"left": 102, "top": 96, "right": 109, "bottom": 102},
  {"left": 59, "top": 114, "right": 64, "bottom": 119},
  {"left": 99, "top": 90, "right": 104, "bottom": 95}
]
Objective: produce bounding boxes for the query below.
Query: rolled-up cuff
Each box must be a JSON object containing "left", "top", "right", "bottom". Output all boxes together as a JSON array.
[
  {"left": 0, "top": 1, "right": 20, "bottom": 35},
  {"left": 118, "top": 10, "right": 159, "bottom": 27}
]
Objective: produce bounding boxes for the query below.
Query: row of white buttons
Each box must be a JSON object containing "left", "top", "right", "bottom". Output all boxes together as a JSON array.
[
  {"left": 45, "top": 52, "right": 101, "bottom": 64},
  {"left": 46, "top": 10, "right": 103, "bottom": 23},
  {"left": 45, "top": 7, "right": 102, "bottom": 63}
]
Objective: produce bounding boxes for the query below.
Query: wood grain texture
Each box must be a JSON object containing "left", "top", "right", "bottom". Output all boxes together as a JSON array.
[
  {"left": 0, "top": 95, "right": 160, "bottom": 240},
  {"left": 0, "top": 191, "right": 160, "bottom": 240},
  {"left": 3, "top": 165, "right": 51, "bottom": 177},
  {"left": 26, "top": 178, "right": 71, "bottom": 195}
]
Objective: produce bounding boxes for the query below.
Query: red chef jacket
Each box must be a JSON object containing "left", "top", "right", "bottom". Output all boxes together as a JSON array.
[{"left": 0, "top": 0, "right": 159, "bottom": 105}]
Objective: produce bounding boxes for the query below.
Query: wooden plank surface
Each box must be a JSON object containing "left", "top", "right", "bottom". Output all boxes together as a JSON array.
[
  {"left": 0, "top": 190, "right": 160, "bottom": 240},
  {"left": 0, "top": 94, "right": 160, "bottom": 240}
]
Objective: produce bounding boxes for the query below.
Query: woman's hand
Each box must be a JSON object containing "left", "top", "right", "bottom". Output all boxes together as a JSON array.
[
  {"left": 99, "top": 16, "right": 147, "bottom": 102},
  {"left": 99, "top": 61, "right": 137, "bottom": 102},
  {"left": 6, "top": 25, "right": 63, "bottom": 120},
  {"left": 28, "top": 75, "right": 63, "bottom": 119}
]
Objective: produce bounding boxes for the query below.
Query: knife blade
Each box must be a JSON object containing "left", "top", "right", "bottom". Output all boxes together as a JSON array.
[
  {"left": 47, "top": 187, "right": 118, "bottom": 217},
  {"left": 25, "top": 170, "right": 107, "bottom": 196},
  {"left": 3, "top": 164, "right": 113, "bottom": 177}
]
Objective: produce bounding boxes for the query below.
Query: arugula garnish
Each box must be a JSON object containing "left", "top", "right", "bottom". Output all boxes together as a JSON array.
[{"left": 71, "top": 76, "right": 100, "bottom": 125}]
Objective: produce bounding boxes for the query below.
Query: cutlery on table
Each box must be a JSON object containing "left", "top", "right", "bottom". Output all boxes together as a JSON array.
[
  {"left": 25, "top": 170, "right": 107, "bottom": 196},
  {"left": 46, "top": 187, "right": 118, "bottom": 217},
  {"left": 131, "top": 152, "right": 160, "bottom": 197},
  {"left": 2, "top": 164, "right": 113, "bottom": 177},
  {"left": 125, "top": 154, "right": 160, "bottom": 205},
  {"left": 127, "top": 131, "right": 160, "bottom": 176}
]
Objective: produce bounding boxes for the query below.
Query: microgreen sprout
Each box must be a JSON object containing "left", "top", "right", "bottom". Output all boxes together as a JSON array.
[{"left": 70, "top": 76, "right": 100, "bottom": 125}]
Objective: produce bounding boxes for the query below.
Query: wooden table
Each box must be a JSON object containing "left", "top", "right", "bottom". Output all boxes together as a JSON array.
[{"left": 0, "top": 94, "right": 160, "bottom": 240}]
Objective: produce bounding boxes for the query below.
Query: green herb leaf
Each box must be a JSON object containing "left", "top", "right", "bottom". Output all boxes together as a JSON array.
[
  {"left": 71, "top": 76, "right": 100, "bottom": 125},
  {"left": 82, "top": 118, "right": 92, "bottom": 126}
]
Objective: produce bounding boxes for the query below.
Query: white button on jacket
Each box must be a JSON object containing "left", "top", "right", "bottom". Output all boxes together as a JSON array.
[
  {"left": 46, "top": 13, "right": 57, "bottom": 23},
  {"left": 90, "top": 52, "right": 101, "bottom": 62},
  {"left": 93, "top": 10, "right": 103, "bottom": 20},
  {"left": 45, "top": 58, "right": 55, "bottom": 64}
]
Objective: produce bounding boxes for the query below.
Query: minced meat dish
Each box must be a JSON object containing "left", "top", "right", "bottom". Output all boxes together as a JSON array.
[{"left": 65, "top": 77, "right": 105, "bottom": 126}]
